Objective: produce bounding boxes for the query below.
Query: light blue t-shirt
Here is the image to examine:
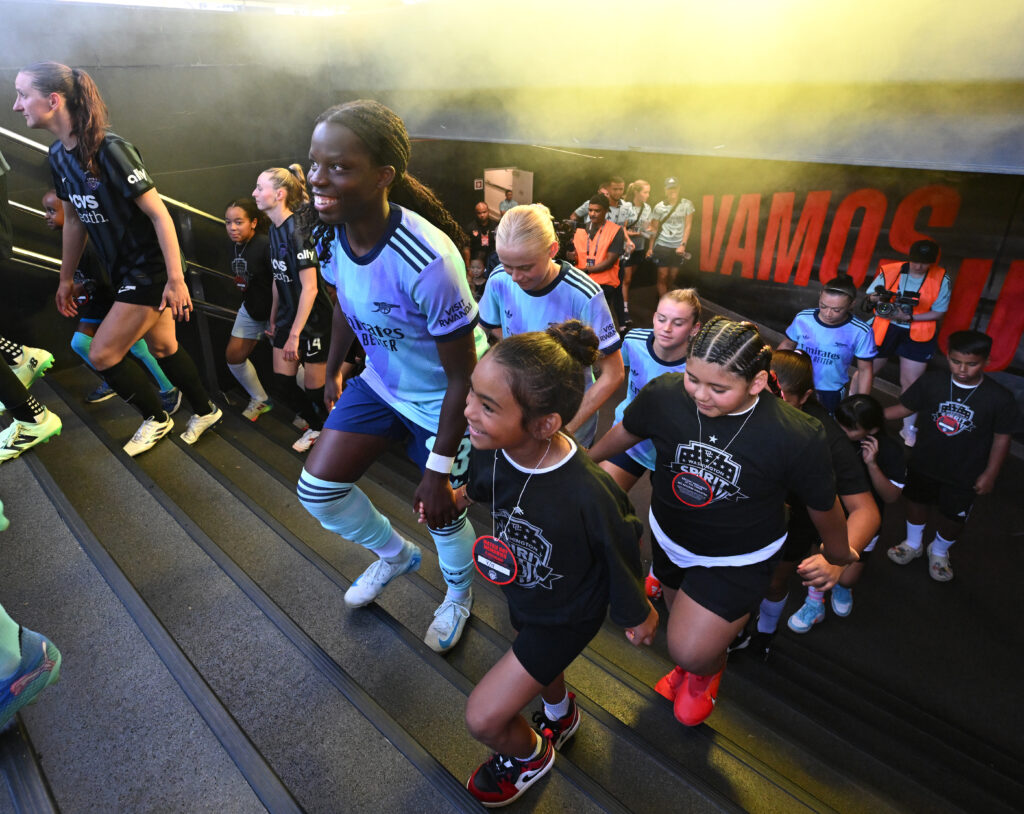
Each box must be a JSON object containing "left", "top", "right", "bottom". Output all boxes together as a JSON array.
[
  {"left": 785, "top": 309, "right": 877, "bottom": 392},
  {"left": 320, "top": 204, "right": 485, "bottom": 432},
  {"left": 479, "top": 260, "right": 621, "bottom": 357},
  {"left": 613, "top": 329, "right": 688, "bottom": 470}
]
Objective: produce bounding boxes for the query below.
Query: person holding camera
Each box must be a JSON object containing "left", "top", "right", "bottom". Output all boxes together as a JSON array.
[{"left": 864, "top": 239, "right": 951, "bottom": 446}]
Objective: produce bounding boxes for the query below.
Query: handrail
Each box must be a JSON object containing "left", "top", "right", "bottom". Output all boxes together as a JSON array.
[
  {"left": 188, "top": 261, "right": 234, "bottom": 281},
  {"left": 10, "top": 201, "right": 45, "bottom": 218},
  {"left": 12, "top": 246, "right": 60, "bottom": 266},
  {"left": 0, "top": 127, "right": 224, "bottom": 225}
]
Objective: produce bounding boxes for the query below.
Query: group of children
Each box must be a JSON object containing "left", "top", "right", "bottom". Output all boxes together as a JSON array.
[{"left": 3, "top": 60, "right": 1019, "bottom": 810}]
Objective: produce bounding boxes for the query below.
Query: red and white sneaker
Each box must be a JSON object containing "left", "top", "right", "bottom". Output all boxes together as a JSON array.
[
  {"left": 644, "top": 571, "right": 663, "bottom": 601},
  {"left": 467, "top": 737, "right": 555, "bottom": 807},
  {"left": 654, "top": 665, "right": 686, "bottom": 701},
  {"left": 673, "top": 668, "right": 723, "bottom": 726},
  {"left": 532, "top": 692, "right": 580, "bottom": 750}
]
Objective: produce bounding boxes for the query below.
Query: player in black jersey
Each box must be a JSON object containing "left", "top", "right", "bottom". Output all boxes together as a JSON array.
[
  {"left": 14, "top": 61, "right": 221, "bottom": 456},
  {"left": 222, "top": 197, "right": 274, "bottom": 422},
  {"left": 590, "top": 317, "right": 858, "bottom": 726},
  {"left": 42, "top": 189, "right": 181, "bottom": 410},
  {"left": 451, "top": 321, "right": 657, "bottom": 807},
  {"left": 253, "top": 165, "right": 332, "bottom": 452}
]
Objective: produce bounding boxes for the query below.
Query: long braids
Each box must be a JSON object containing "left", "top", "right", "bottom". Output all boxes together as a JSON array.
[
  {"left": 690, "top": 316, "right": 781, "bottom": 396},
  {"left": 23, "top": 62, "right": 108, "bottom": 175},
  {"left": 300, "top": 99, "right": 466, "bottom": 263}
]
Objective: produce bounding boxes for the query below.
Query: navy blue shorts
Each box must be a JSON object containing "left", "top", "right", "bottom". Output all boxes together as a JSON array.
[
  {"left": 875, "top": 323, "right": 936, "bottom": 363},
  {"left": 607, "top": 450, "right": 647, "bottom": 478},
  {"left": 324, "top": 376, "right": 471, "bottom": 487}
]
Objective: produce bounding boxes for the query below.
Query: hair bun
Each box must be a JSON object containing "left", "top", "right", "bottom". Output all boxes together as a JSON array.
[{"left": 546, "top": 319, "right": 600, "bottom": 367}]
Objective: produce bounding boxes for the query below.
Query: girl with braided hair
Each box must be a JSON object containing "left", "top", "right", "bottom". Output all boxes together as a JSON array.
[
  {"left": 297, "top": 100, "right": 485, "bottom": 654},
  {"left": 13, "top": 62, "right": 221, "bottom": 456},
  {"left": 590, "top": 316, "right": 857, "bottom": 726}
]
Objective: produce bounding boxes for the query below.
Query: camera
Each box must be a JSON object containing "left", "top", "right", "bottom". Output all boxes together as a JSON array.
[
  {"left": 552, "top": 218, "right": 577, "bottom": 260},
  {"left": 871, "top": 285, "right": 919, "bottom": 319}
]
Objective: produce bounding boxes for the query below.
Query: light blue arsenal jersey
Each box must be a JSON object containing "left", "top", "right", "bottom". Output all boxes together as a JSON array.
[
  {"left": 320, "top": 204, "right": 483, "bottom": 431},
  {"left": 784, "top": 309, "right": 877, "bottom": 392},
  {"left": 613, "top": 329, "right": 688, "bottom": 470},
  {"left": 479, "top": 260, "right": 621, "bottom": 360}
]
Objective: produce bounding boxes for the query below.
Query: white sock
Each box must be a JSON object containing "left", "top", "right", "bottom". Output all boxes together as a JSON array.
[
  {"left": 377, "top": 532, "right": 410, "bottom": 561},
  {"left": 905, "top": 522, "right": 925, "bottom": 550},
  {"left": 227, "top": 360, "right": 269, "bottom": 403},
  {"left": 758, "top": 595, "right": 787, "bottom": 633},
  {"left": 903, "top": 414, "right": 917, "bottom": 432},
  {"left": 543, "top": 690, "right": 571, "bottom": 721},
  {"left": 445, "top": 585, "right": 471, "bottom": 603},
  {"left": 517, "top": 730, "right": 542, "bottom": 762},
  {"left": 930, "top": 533, "right": 955, "bottom": 557}
]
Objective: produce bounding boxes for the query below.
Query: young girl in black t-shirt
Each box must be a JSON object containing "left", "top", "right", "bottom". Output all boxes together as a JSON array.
[
  {"left": 14, "top": 61, "right": 221, "bottom": 456},
  {"left": 253, "top": 166, "right": 333, "bottom": 452},
  {"left": 590, "top": 317, "right": 857, "bottom": 727},
  {"left": 223, "top": 197, "right": 274, "bottom": 422},
  {"left": 765, "top": 352, "right": 879, "bottom": 643},
  {"left": 450, "top": 320, "right": 657, "bottom": 808}
]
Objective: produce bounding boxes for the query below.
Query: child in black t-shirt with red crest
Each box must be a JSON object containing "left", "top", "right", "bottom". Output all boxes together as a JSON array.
[
  {"left": 446, "top": 320, "right": 657, "bottom": 808},
  {"left": 884, "top": 330, "right": 1018, "bottom": 582},
  {"left": 590, "top": 317, "right": 858, "bottom": 727}
]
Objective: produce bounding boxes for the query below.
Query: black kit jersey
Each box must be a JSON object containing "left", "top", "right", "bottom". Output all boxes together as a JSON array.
[
  {"left": 230, "top": 233, "right": 273, "bottom": 322},
  {"left": 787, "top": 398, "right": 872, "bottom": 541},
  {"left": 50, "top": 134, "right": 168, "bottom": 289},
  {"left": 623, "top": 376, "right": 837, "bottom": 557},
  {"left": 902, "top": 371, "right": 1018, "bottom": 486},
  {"left": 465, "top": 440, "right": 649, "bottom": 628},
  {"left": 269, "top": 214, "right": 332, "bottom": 338}
]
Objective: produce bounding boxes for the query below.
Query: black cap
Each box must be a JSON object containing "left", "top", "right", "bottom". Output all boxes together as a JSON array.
[
  {"left": 909, "top": 240, "right": 939, "bottom": 264},
  {"left": 664, "top": 176, "right": 679, "bottom": 188}
]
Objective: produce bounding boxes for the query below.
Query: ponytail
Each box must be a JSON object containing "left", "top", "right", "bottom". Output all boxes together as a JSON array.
[{"left": 22, "top": 62, "right": 108, "bottom": 174}]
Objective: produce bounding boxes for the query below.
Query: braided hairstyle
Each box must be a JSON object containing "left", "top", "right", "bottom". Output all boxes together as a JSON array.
[
  {"left": 300, "top": 100, "right": 466, "bottom": 262},
  {"left": 689, "top": 316, "right": 781, "bottom": 396},
  {"left": 22, "top": 61, "right": 108, "bottom": 175},
  {"left": 489, "top": 320, "right": 600, "bottom": 429}
]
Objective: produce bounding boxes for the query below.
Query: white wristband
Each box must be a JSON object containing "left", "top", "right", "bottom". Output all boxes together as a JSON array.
[{"left": 425, "top": 452, "right": 455, "bottom": 474}]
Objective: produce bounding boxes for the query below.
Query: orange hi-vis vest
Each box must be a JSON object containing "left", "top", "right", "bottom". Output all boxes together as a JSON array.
[
  {"left": 573, "top": 221, "right": 622, "bottom": 287},
  {"left": 872, "top": 261, "right": 945, "bottom": 344}
]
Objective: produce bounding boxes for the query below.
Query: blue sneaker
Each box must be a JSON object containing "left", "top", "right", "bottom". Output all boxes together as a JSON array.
[
  {"left": 85, "top": 382, "right": 116, "bottom": 404},
  {"left": 830, "top": 585, "right": 853, "bottom": 617},
  {"left": 344, "top": 544, "right": 421, "bottom": 608},
  {"left": 787, "top": 599, "right": 825, "bottom": 633},
  {"left": 160, "top": 387, "right": 183, "bottom": 416},
  {"left": 0, "top": 628, "right": 61, "bottom": 731}
]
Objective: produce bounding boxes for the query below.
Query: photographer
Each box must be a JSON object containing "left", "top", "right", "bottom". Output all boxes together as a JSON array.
[{"left": 864, "top": 239, "right": 951, "bottom": 446}]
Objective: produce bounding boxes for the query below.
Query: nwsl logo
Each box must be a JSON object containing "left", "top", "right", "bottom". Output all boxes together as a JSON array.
[{"left": 933, "top": 400, "right": 976, "bottom": 437}]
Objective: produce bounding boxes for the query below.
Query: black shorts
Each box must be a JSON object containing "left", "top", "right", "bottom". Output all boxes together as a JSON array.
[
  {"left": 875, "top": 323, "right": 936, "bottom": 363},
  {"left": 651, "top": 541, "right": 777, "bottom": 623},
  {"left": 509, "top": 606, "right": 604, "bottom": 687},
  {"left": 272, "top": 330, "right": 329, "bottom": 365},
  {"left": 650, "top": 245, "right": 684, "bottom": 269},
  {"left": 110, "top": 265, "right": 168, "bottom": 308},
  {"left": 903, "top": 467, "right": 975, "bottom": 523}
]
